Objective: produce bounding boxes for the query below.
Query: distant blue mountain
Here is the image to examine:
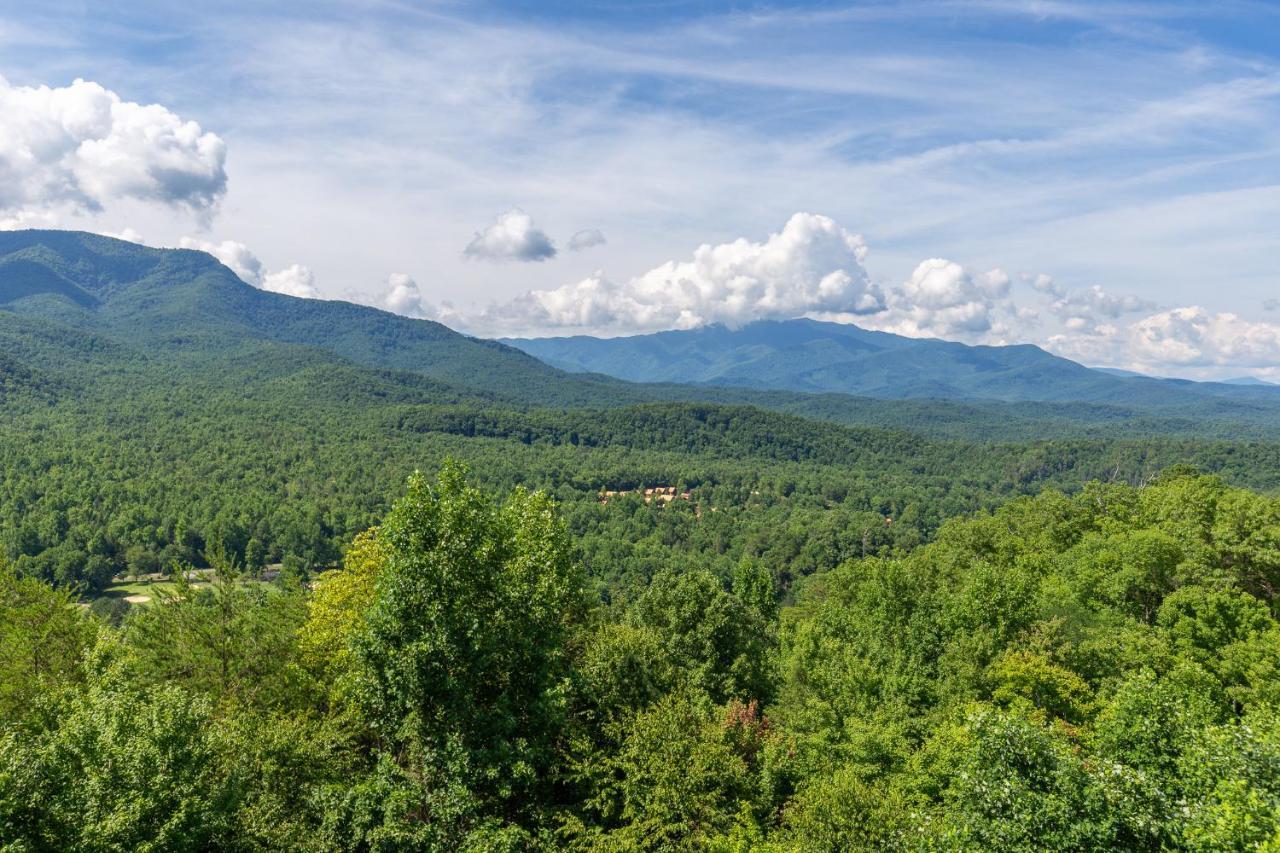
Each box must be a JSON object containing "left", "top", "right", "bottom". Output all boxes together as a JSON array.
[{"left": 504, "top": 319, "right": 1280, "bottom": 406}]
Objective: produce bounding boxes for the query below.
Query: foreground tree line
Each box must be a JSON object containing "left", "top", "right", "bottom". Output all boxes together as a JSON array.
[{"left": 3, "top": 463, "right": 1280, "bottom": 850}]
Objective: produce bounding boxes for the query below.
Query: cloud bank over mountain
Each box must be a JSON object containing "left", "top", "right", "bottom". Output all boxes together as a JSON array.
[
  {"left": 443, "top": 213, "right": 1280, "bottom": 381},
  {"left": 470, "top": 213, "right": 883, "bottom": 335},
  {"left": 179, "top": 237, "right": 317, "bottom": 299}
]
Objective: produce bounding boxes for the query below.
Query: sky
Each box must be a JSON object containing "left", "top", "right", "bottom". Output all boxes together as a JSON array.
[{"left": 0, "top": 0, "right": 1278, "bottom": 379}]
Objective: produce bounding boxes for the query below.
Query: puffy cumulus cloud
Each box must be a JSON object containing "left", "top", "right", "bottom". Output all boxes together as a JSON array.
[
  {"left": 1043, "top": 323, "right": 1129, "bottom": 367},
  {"left": 180, "top": 237, "right": 264, "bottom": 284},
  {"left": 1128, "top": 307, "right": 1280, "bottom": 368},
  {"left": 487, "top": 273, "right": 627, "bottom": 331},
  {"left": 0, "top": 76, "right": 226, "bottom": 218},
  {"left": 979, "top": 268, "right": 1012, "bottom": 299},
  {"left": 261, "top": 264, "right": 318, "bottom": 299},
  {"left": 854, "top": 259, "right": 1016, "bottom": 341},
  {"left": 463, "top": 208, "right": 556, "bottom": 262},
  {"left": 473, "top": 213, "right": 884, "bottom": 335},
  {"left": 567, "top": 228, "right": 606, "bottom": 251},
  {"left": 1029, "top": 272, "right": 1062, "bottom": 297},
  {"left": 379, "top": 273, "right": 464, "bottom": 326},
  {"left": 179, "top": 236, "right": 318, "bottom": 299},
  {"left": 1044, "top": 307, "right": 1280, "bottom": 377},
  {"left": 383, "top": 273, "right": 434, "bottom": 318}
]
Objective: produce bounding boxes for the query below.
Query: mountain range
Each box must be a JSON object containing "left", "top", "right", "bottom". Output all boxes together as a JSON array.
[
  {"left": 504, "top": 318, "right": 1278, "bottom": 407},
  {"left": 4, "top": 230, "right": 1280, "bottom": 444}
]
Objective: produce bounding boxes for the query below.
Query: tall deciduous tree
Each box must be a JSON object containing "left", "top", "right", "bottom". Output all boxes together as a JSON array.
[{"left": 352, "top": 462, "right": 588, "bottom": 826}]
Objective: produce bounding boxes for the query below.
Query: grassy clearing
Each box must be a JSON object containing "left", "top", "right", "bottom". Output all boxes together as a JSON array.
[
  {"left": 81, "top": 565, "right": 318, "bottom": 608},
  {"left": 84, "top": 571, "right": 219, "bottom": 607}
]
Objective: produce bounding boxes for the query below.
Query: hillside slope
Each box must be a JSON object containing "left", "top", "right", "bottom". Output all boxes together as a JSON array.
[{"left": 0, "top": 230, "right": 634, "bottom": 406}]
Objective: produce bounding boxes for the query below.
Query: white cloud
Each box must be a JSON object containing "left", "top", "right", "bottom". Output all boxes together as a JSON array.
[
  {"left": 0, "top": 208, "right": 57, "bottom": 231},
  {"left": 471, "top": 213, "right": 884, "bottom": 335},
  {"left": 382, "top": 272, "right": 432, "bottom": 318},
  {"left": 567, "top": 228, "right": 606, "bottom": 251},
  {"left": 463, "top": 208, "right": 556, "bottom": 262},
  {"left": 1044, "top": 307, "right": 1280, "bottom": 378},
  {"left": 102, "top": 227, "right": 145, "bottom": 244},
  {"left": 261, "top": 264, "right": 318, "bottom": 299},
  {"left": 1128, "top": 308, "right": 1280, "bottom": 369},
  {"left": 818, "top": 260, "right": 1020, "bottom": 342},
  {"left": 180, "top": 237, "right": 264, "bottom": 284},
  {"left": 1029, "top": 273, "right": 1061, "bottom": 297},
  {"left": 855, "top": 259, "right": 1015, "bottom": 340},
  {"left": 1015, "top": 272, "right": 1154, "bottom": 337},
  {"left": 0, "top": 76, "right": 226, "bottom": 218},
  {"left": 979, "top": 268, "right": 1012, "bottom": 299},
  {"left": 1046, "top": 283, "right": 1156, "bottom": 336},
  {"left": 379, "top": 272, "right": 464, "bottom": 325},
  {"left": 179, "top": 236, "right": 318, "bottom": 299}
]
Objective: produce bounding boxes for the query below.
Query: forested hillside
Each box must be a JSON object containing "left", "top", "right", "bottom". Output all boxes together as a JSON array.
[
  {"left": 4, "top": 230, "right": 1280, "bottom": 598},
  {"left": 5, "top": 467, "right": 1280, "bottom": 849},
  {"left": 4, "top": 231, "right": 1280, "bottom": 849}
]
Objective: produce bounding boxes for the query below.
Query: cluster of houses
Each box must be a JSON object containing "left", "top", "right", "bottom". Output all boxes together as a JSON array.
[{"left": 598, "top": 485, "right": 693, "bottom": 506}]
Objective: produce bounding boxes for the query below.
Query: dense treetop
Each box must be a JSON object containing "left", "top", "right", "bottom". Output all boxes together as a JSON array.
[{"left": 3, "top": 467, "right": 1280, "bottom": 849}]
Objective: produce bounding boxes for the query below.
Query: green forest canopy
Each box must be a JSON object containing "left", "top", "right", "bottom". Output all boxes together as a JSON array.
[{"left": 4, "top": 465, "right": 1280, "bottom": 849}]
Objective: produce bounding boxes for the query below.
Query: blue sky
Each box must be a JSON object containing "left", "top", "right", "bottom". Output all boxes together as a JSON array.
[{"left": 1, "top": 0, "right": 1278, "bottom": 377}]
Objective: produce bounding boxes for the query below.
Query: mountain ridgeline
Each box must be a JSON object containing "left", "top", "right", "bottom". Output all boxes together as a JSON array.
[
  {"left": 5, "top": 229, "right": 1280, "bottom": 444},
  {"left": 0, "top": 229, "right": 612, "bottom": 405},
  {"left": 504, "top": 317, "right": 1280, "bottom": 406}
]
